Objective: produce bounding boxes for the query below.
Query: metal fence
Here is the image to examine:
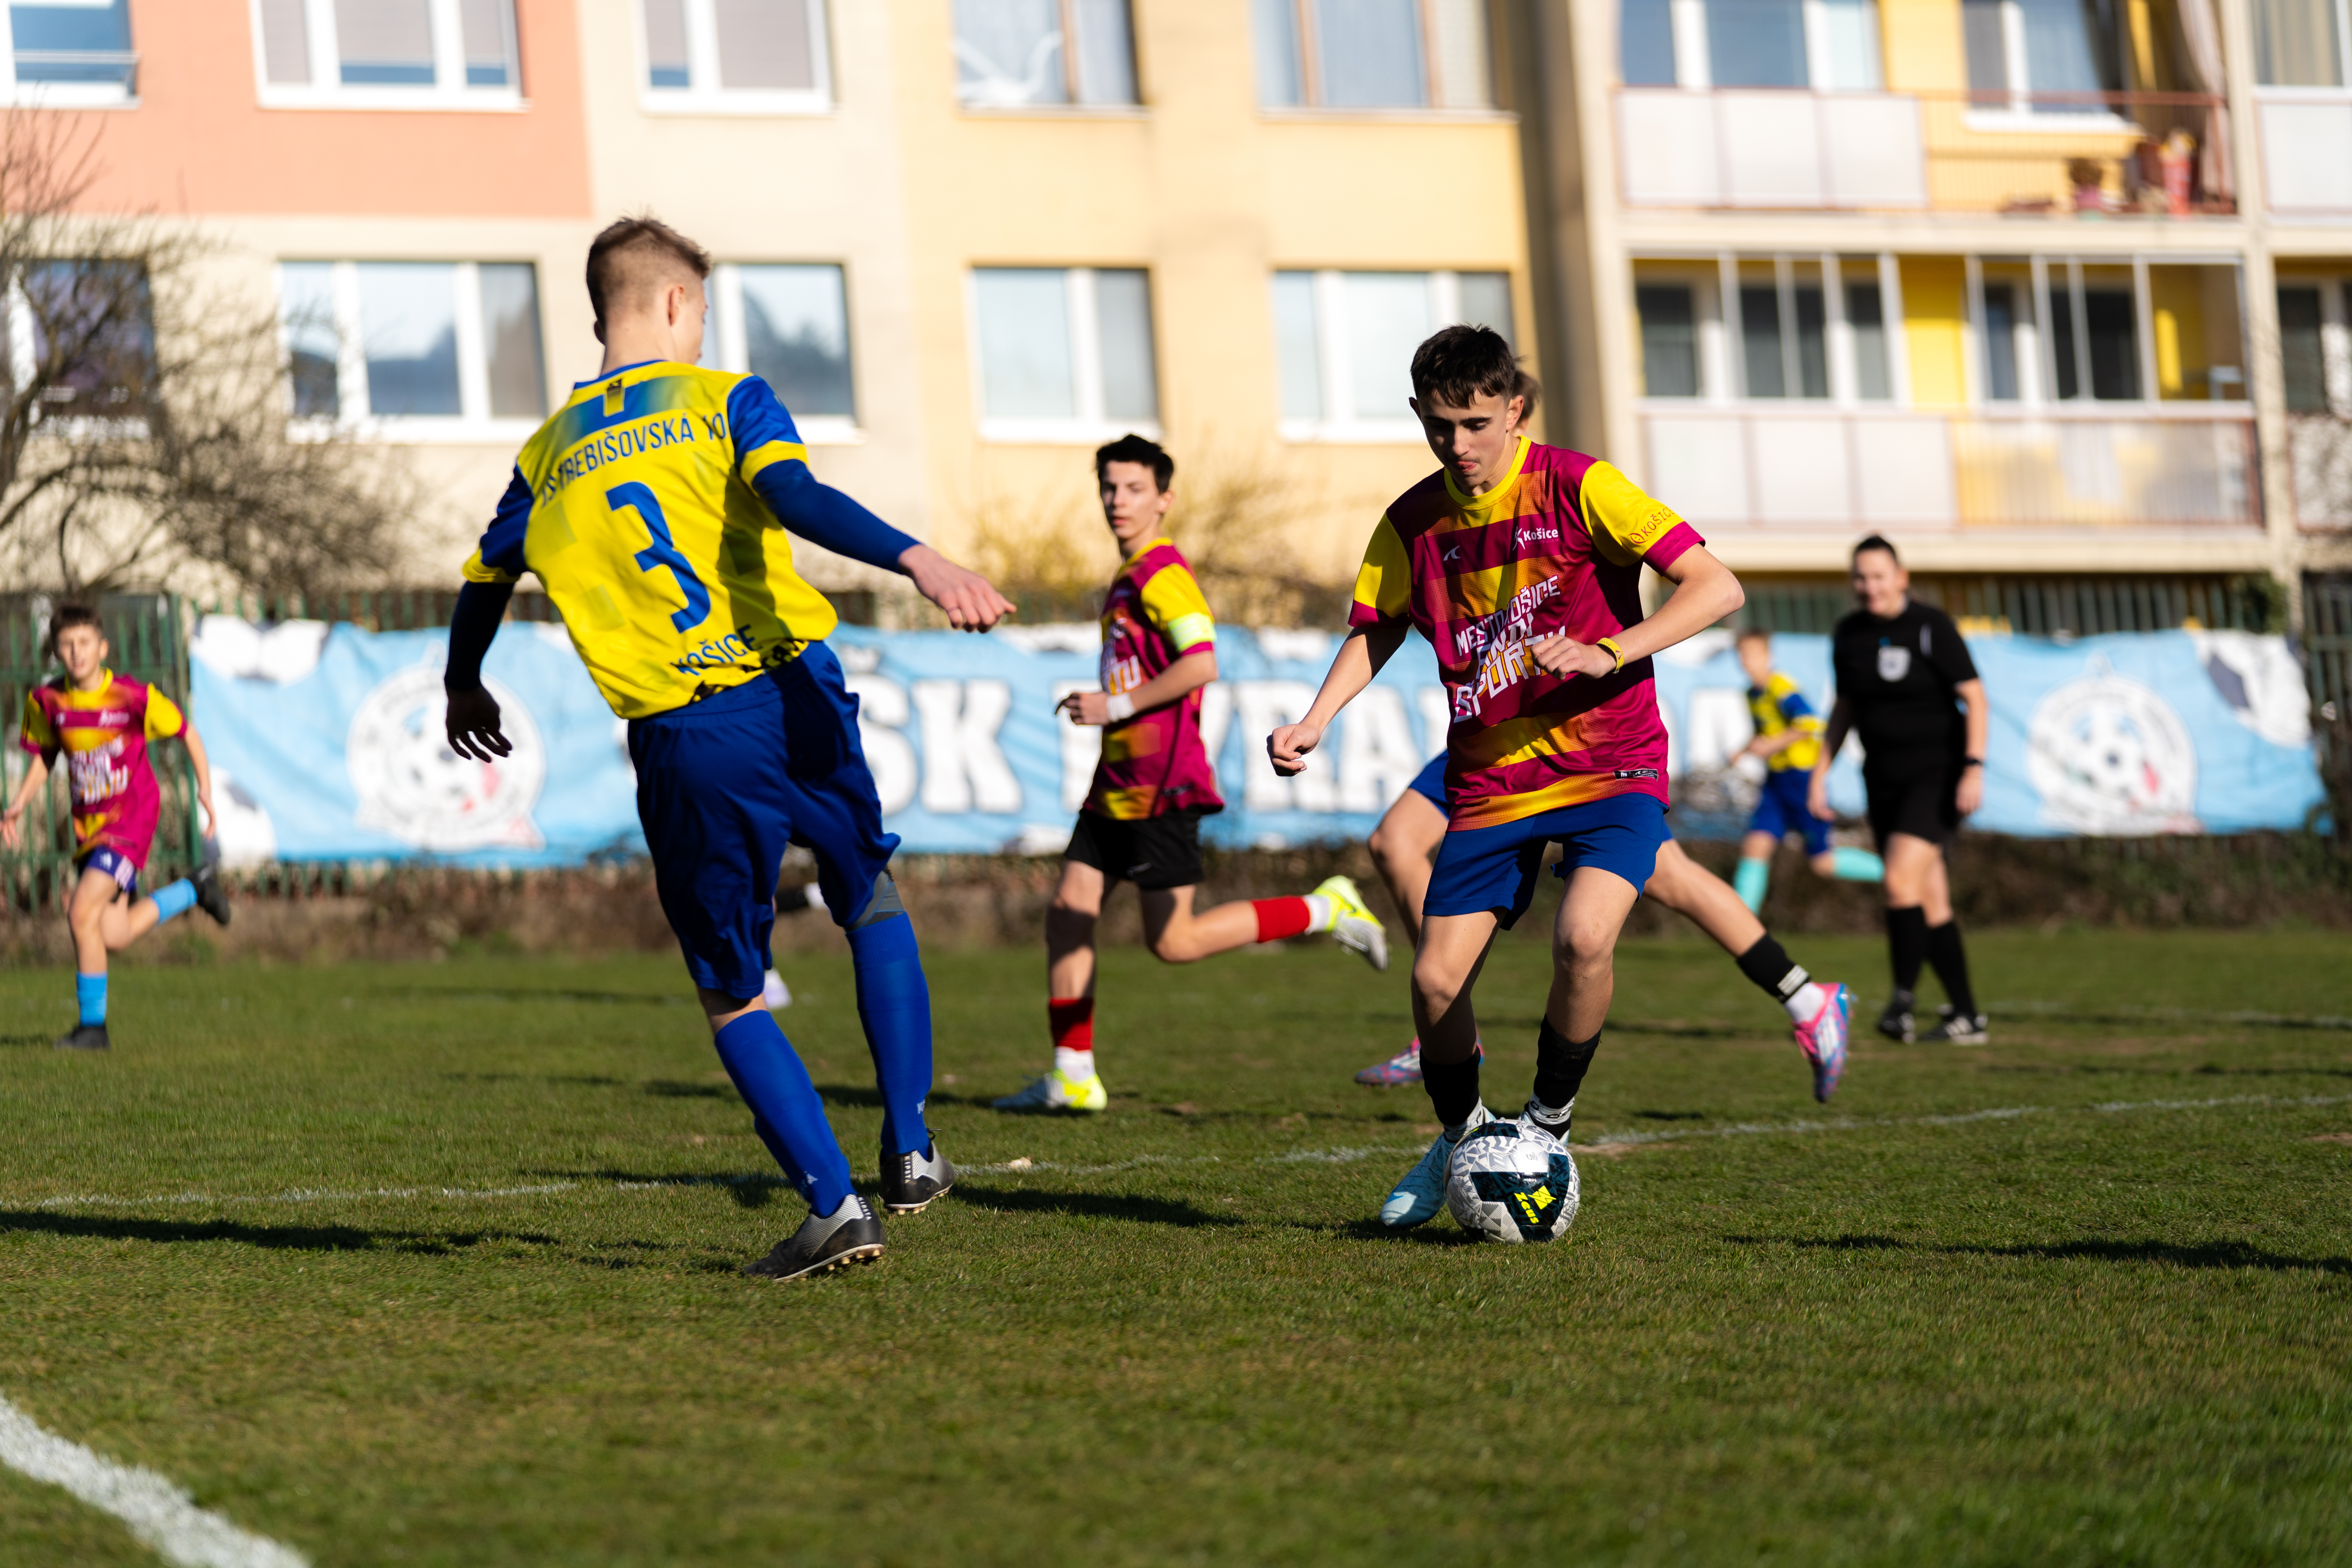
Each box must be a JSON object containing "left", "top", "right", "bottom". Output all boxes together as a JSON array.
[{"left": 1734, "top": 573, "right": 2276, "bottom": 637}]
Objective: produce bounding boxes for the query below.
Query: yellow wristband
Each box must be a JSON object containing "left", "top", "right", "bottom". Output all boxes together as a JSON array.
[{"left": 1596, "top": 636, "right": 1625, "bottom": 673}]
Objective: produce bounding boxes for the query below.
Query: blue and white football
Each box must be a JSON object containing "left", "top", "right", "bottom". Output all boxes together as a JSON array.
[{"left": 1445, "top": 1118, "right": 1580, "bottom": 1243}]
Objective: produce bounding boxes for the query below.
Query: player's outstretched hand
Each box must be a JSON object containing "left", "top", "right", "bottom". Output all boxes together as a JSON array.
[
  {"left": 0, "top": 803, "right": 20, "bottom": 849},
  {"left": 1528, "top": 633, "right": 1615, "bottom": 679},
  {"left": 1058, "top": 690, "right": 1112, "bottom": 726},
  {"left": 900, "top": 544, "right": 1016, "bottom": 633},
  {"left": 1267, "top": 720, "right": 1324, "bottom": 777},
  {"left": 445, "top": 684, "right": 512, "bottom": 763},
  {"left": 1806, "top": 771, "right": 1833, "bottom": 821}
]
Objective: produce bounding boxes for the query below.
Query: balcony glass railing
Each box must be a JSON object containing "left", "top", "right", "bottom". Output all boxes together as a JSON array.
[
  {"left": 1640, "top": 405, "right": 2256, "bottom": 532},
  {"left": 1615, "top": 89, "right": 2232, "bottom": 216}
]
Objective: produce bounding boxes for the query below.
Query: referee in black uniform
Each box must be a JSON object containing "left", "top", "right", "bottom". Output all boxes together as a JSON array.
[{"left": 1807, "top": 536, "right": 1989, "bottom": 1045}]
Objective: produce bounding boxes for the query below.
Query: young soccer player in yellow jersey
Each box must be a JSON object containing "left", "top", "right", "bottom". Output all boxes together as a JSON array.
[
  {"left": 1732, "top": 627, "right": 1882, "bottom": 911},
  {"left": 443, "top": 217, "right": 1015, "bottom": 1281},
  {"left": 1270, "top": 326, "right": 1745, "bottom": 1229},
  {"left": 995, "top": 435, "right": 1388, "bottom": 1113}
]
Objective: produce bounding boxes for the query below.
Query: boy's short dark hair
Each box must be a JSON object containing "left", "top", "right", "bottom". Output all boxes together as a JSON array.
[
  {"left": 586, "top": 216, "right": 713, "bottom": 330},
  {"left": 47, "top": 602, "right": 100, "bottom": 654},
  {"left": 1409, "top": 325, "right": 1529, "bottom": 412},
  {"left": 1095, "top": 433, "right": 1173, "bottom": 492},
  {"left": 1853, "top": 533, "right": 1901, "bottom": 565},
  {"left": 1735, "top": 626, "right": 1772, "bottom": 646}
]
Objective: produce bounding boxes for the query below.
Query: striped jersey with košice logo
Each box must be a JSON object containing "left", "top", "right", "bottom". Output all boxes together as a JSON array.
[
  {"left": 1348, "top": 436, "right": 1703, "bottom": 831},
  {"left": 1085, "top": 537, "right": 1225, "bottom": 821},
  {"left": 1746, "top": 671, "right": 1824, "bottom": 772},
  {"left": 19, "top": 670, "right": 185, "bottom": 864},
  {"left": 463, "top": 361, "right": 850, "bottom": 720}
]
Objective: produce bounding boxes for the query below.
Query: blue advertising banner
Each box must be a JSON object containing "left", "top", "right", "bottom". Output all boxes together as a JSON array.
[{"left": 188, "top": 617, "right": 2324, "bottom": 867}]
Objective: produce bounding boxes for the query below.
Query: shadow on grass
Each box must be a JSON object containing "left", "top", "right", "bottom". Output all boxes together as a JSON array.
[
  {"left": 525, "top": 1169, "right": 787, "bottom": 1209},
  {"left": 1728, "top": 1232, "right": 2352, "bottom": 1274},
  {"left": 954, "top": 1187, "right": 1243, "bottom": 1228},
  {"left": 644, "top": 1080, "right": 737, "bottom": 1100},
  {"left": 0, "top": 1210, "right": 557, "bottom": 1256},
  {"left": 0, "top": 1033, "right": 56, "bottom": 1049},
  {"left": 1291, "top": 1218, "right": 1477, "bottom": 1247},
  {"left": 371, "top": 988, "right": 690, "bottom": 1009},
  {"left": 815, "top": 1083, "right": 883, "bottom": 1109}
]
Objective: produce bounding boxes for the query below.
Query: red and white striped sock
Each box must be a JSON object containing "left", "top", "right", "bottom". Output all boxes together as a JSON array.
[
  {"left": 1252, "top": 896, "right": 1334, "bottom": 942},
  {"left": 1048, "top": 996, "right": 1094, "bottom": 1078}
]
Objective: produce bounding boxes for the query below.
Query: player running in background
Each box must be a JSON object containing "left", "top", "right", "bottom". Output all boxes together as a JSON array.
[
  {"left": 1810, "top": 535, "right": 1989, "bottom": 1045},
  {"left": 1353, "top": 750, "right": 1849, "bottom": 1102},
  {"left": 2, "top": 604, "right": 229, "bottom": 1051},
  {"left": 444, "top": 216, "right": 1014, "bottom": 1281},
  {"left": 995, "top": 434, "right": 1388, "bottom": 1114},
  {"left": 1731, "top": 627, "right": 1882, "bottom": 911},
  {"left": 1270, "top": 325, "right": 1745, "bottom": 1229}
]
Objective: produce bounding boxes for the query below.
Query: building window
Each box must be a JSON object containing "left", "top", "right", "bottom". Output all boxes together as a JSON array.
[
  {"left": 969, "top": 266, "right": 1156, "bottom": 440},
  {"left": 1272, "top": 269, "right": 1512, "bottom": 438},
  {"left": 276, "top": 260, "right": 546, "bottom": 437},
  {"left": 701, "top": 262, "right": 857, "bottom": 436},
  {"left": 252, "top": 0, "right": 521, "bottom": 109},
  {"left": 1962, "top": 0, "right": 2123, "bottom": 113},
  {"left": 1254, "top": 0, "right": 1492, "bottom": 110},
  {"left": 1634, "top": 256, "right": 1897, "bottom": 404},
  {"left": 1637, "top": 284, "right": 1699, "bottom": 397},
  {"left": 2254, "top": 0, "right": 2351, "bottom": 85},
  {"left": 954, "top": 0, "right": 1135, "bottom": 109},
  {"left": 0, "top": 1, "right": 135, "bottom": 104},
  {"left": 1970, "top": 258, "right": 2241, "bottom": 406},
  {"left": 2281, "top": 285, "right": 2330, "bottom": 413},
  {"left": 1620, "top": 0, "right": 1882, "bottom": 91},
  {"left": 640, "top": 0, "right": 831, "bottom": 113},
  {"left": 8, "top": 260, "right": 154, "bottom": 421}
]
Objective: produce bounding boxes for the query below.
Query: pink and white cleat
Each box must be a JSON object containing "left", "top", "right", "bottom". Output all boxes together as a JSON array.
[
  {"left": 1354, "top": 1040, "right": 1423, "bottom": 1086},
  {"left": 1794, "top": 982, "right": 1851, "bottom": 1103}
]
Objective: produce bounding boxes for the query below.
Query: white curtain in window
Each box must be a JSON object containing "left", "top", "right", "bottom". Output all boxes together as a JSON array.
[
  {"left": 1817, "top": 0, "right": 1883, "bottom": 90},
  {"left": 717, "top": 0, "right": 817, "bottom": 90},
  {"left": 974, "top": 269, "right": 1074, "bottom": 417},
  {"left": 1071, "top": 0, "right": 1135, "bottom": 104},
  {"left": 1316, "top": 0, "right": 1425, "bottom": 108},
  {"left": 1252, "top": 0, "right": 1304, "bottom": 104},
  {"left": 954, "top": 0, "right": 1068, "bottom": 106},
  {"left": 1428, "top": 0, "right": 1492, "bottom": 109},
  {"left": 1094, "top": 269, "right": 1157, "bottom": 420},
  {"left": 1272, "top": 272, "right": 1322, "bottom": 418},
  {"left": 1343, "top": 272, "right": 1430, "bottom": 418},
  {"left": 335, "top": 0, "right": 435, "bottom": 81},
  {"left": 2252, "top": 0, "right": 2343, "bottom": 85},
  {"left": 2173, "top": 0, "right": 2232, "bottom": 202}
]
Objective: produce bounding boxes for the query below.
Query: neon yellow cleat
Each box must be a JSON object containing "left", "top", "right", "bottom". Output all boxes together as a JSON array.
[
  {"left": 1314, "top": 874, "right": 1390, "bottom": 972},
  {"left": 992, "top": 1066, "right": 1109, "bottom": 1114}
]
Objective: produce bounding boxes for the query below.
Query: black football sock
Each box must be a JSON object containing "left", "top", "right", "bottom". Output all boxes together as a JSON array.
[
  {"left": 1422, "top": 1052, "right": 1483, "bottom": 1134},
  {"left": 1925, "top": 921, "right": 1978, "bottom": 1018},
  {"left": 1532, "top": 1020, "right": 1600, "bottom": 1113},
  {"left": 1734, "top": 933, "right": 1810, "bottom": 1004},
  {"left": 1885, "top": 906, "right": 1929, "bottom": 996}
]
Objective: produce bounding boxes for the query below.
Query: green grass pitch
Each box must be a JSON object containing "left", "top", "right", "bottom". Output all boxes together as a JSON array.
[{"left": 1, "top": 927, "right": 2348, "bottom": 1566}]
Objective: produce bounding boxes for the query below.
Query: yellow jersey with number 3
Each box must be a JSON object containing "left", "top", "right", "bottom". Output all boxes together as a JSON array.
[{"left": 462, "top": 361, "right": 842, "bottom": 720}]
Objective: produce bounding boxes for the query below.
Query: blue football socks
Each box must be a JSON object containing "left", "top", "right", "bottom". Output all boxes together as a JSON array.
[
  {"left": 75, "top": 972, "right": 106, "bottom": 1026},
  {"left": 1831, "top": 846, "right": 1886, "bottom": 882},
  {"left": 848, "top": 913, "right": 935, "bottom": 1158},
  {"left": 710, "top": 1010, "right": 853, "bottom": 1215},
  {"left": 149, "top": 879, "right": 197, "bottom": 925},
  {"left": 1733, "top": 857, "right": 1770, "bottom": 912}
]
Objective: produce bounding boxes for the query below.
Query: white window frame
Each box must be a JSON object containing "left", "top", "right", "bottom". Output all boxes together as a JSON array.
[
  {"left": 1962, "top": 0, "right": 2133, "bottom": 131},
  {"left": 2252, "top": 0, "right": 2352, "bottom": 93},
  {"left": 1633, "top": 251, "right": 1907, "bottom": 410},
  {"left": 1279, "top": 268, "right": 1521, "bottom": 442},
  {"left": 0, "top": 0, "right": 138, "bottom": 109},
  {"left": 967, "top": 266, "right": 1160, "bottom": 446},
  {"left": 701, "top": 262, "right": 860, "bottom": 443},
  {"left": 637, "top": 0, "right": 832, "bottom": 116},
  {"left": 250, "top": 0, "right": 525, "bottom": 112},
  {"left": 1957, "top": 251, "right": 2246, "bottom": 410},
  {"left": 955, "top": 0, "right": 1139, "bottom": 113},
  {"left": 1657, "top": 0, "right": 1882, "bottom": 92},
  {"left": 2276, "top": 272, "right": 2352, "bottom": 416},
  {"left": 1259, "top": 0, "right": 1495, "bottom": 114},
  {"left": 277, "top": 259, "right": 544, "bottom": 445}
]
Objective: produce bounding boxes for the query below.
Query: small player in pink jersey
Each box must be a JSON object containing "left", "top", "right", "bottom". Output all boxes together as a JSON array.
[
  {"left": 1270, "top": 326, "right": 1751, "bottom": 1228},
  {"left": 994, "top": 435, "right": 1389, "bottom": 1114},
  {"left": 2, "top": 604, "right": 229, "bottom": 1050}
]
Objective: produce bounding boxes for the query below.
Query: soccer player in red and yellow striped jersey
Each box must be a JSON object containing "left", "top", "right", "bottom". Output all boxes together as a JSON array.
[{"left": 1270, "top": 327, "right": 1746, "bottom": 1228}]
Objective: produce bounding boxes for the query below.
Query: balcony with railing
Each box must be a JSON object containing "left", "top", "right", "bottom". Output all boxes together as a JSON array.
[{"left": 1615, "top": 89, "right": 2233, "bottom": 216}]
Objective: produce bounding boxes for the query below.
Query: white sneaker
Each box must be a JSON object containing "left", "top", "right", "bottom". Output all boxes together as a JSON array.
[
  {"left": 761, "top": 969, "right": 791, "bottom": 1010},
  {"left": 1379, "top": 1103, "right": 1491, "bottom": 1228},
  {"left": 1314, "top": 875, "right": 1390, "bottom": 973},
  {"left": 991, "top": 1066, "right": 1109, "bottom": 1114}
]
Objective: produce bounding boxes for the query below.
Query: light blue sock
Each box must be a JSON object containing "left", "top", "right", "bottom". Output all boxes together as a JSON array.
[
  {"left": 1733, "top": 858, "right": 1770, "bottom": 913},
  {"left": 1830, "top": 847, "right": 1886, "bottom": 882},
  {"left": 711, "top": 1009, "right": 854, "bottom": 1214},
  {"left": 75, "top": 972, "right": 106, "bottom": 1027},
  {"left": 149, "top": 879, "right": 197, "bottom": 925}
]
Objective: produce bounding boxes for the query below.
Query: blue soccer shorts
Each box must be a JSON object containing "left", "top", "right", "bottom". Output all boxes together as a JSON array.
[
  {"left": 1748, "top": 768, "right": 1829, "bottom": 855},
  {"left": 629, "top": 643, "right": 902, "bottom": 999},
  {"left": 77, "top": 845, "right": 140, "bottom": 897},
  {"left": 1405, "top": 752, "right": 1448, "bottom": 811},
  {"left": 1423, "top": 791, "right": 1668, "bottom": 931}
]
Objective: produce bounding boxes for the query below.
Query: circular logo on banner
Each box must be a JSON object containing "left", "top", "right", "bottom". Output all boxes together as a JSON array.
[
  {"left": 348, "top": 666, "right": 545, "bottom": 851},
  {"left": 2025, "top": 657, "right": 2200, "bottom": 835}
]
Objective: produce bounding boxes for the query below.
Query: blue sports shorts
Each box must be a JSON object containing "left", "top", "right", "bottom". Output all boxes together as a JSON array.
[
  {"left": 629, "top": 642, "right": 901, "bottom": 999},
  {"left": 1748, "top": 768, "right": 1829, "bottom": 855},
  {"left": 1405, "top": 752, "right": 1448, "bottom": 810},
  {"left": 1423, "top": 791, "right": 1668, "bottom": 930},
  {"left": 78, "top": 845, "right": 138, "bottom": 897}
]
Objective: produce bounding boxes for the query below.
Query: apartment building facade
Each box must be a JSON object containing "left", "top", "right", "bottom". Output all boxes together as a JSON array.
[
  {"left": 1519, "top": 0, "right": 2352, "bottom": 636},
  {"left": 25, "top": 0, "right": 1534, "bottom": 604}
]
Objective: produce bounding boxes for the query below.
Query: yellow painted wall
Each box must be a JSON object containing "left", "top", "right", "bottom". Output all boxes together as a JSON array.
[
  {"left": 2149, "top": 264, "right": 2249, "bottom": 400},
  {"left": 1900, "top": 257, "right": 1969, "bottom": 407},
  {"left": 1880, "top": 0, "right": 1967, "bottom": 91}
]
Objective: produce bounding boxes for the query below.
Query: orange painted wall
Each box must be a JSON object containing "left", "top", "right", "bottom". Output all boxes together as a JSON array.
[{"left": 62, "top": 0, "right": 591, "bottom": 217}]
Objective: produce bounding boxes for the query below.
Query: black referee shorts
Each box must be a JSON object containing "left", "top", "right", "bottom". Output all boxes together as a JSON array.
[
  {"left": 1863, "top": 763, "right": 1963, "bottom": 849},
  {"left": 1065, "top": 807, "right": 1207, "bottom": 891}
]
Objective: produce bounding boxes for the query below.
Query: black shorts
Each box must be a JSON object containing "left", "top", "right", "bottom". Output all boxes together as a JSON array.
[
  {"left": 1065, "top": 808, "right": 1206, "bottom": 891},
  {"left": 1864, "top": 763, "right": 1962, "bottom": 849}
]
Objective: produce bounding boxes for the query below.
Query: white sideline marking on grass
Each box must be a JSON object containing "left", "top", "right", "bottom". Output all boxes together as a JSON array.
[
  {"left": 16, "top": 1093, "right": 2352, "bottom": 1213},
  {"left": 0, "top": 1392, "right": 307, "bottom": 1568}
]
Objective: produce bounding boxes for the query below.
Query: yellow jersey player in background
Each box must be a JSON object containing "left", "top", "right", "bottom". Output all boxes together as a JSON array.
[
  {"left": 444, "top": 216, "right": 1014, "bottom": 1282},
  {"left": 1732, "top": 628, "right": 1883, "bottom": 912}
]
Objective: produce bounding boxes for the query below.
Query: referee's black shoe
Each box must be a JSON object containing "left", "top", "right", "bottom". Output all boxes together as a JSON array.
[
  {"left": 1920, "top": 1007, "right": 1989, "bottom": 1046},
  {"left": 880, "top": 1141, "right": 956, "bottom": 1214},
  {"left": 744, "top": 1196, "right": 885, "bottom": 1281},
  {"left": 1876, "top": 991, "right": 1916, "bottom": 1044}
]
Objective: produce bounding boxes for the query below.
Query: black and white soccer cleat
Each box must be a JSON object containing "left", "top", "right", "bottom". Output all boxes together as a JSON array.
[
  {"left": 54, "top": 1024, "right": 110, "bottom": 1051},
  {"left": 743, "top": 1196, "right": 885, "bottom": 1281},
  {"left": 880, "top": 1141, "right": 957, "bottom": 1214},
  {"left": 1919, "top": 1007, "right": 1989, "bottom": 1046},
  {"left": 191, "top": 864, "right": 231, "bottom": 927},
  {"left": 1876, "top": 990, "right": 1916, "bottom": 1044}
]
